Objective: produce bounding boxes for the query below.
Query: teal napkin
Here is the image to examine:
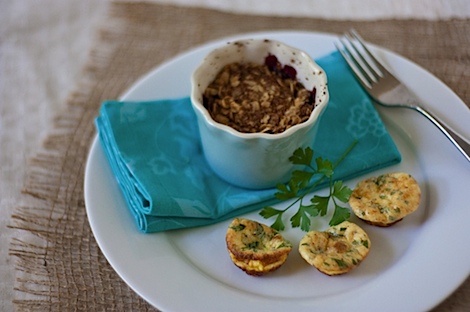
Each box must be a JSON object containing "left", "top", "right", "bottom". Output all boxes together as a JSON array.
[{"left": 95, "top": 51, "right": 401, "bottom": 233}]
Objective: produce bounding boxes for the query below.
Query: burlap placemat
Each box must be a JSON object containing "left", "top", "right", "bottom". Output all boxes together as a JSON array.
[{"left": 9, "top": 2, "right": 470, "bottom": 311}]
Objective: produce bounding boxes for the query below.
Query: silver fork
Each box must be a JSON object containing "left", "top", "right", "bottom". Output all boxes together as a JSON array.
[{"left": 336, "top": 29, "right": 470, "bottom": 162}]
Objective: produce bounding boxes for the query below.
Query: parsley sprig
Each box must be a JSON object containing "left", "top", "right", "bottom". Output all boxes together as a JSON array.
[{"left": 259, "top": 140, "right": 358, "bottom": 232}]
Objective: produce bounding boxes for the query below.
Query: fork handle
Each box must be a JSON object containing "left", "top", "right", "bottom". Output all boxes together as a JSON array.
[{"left": 415, "top": 106, "right": 470, "bottom": 162}]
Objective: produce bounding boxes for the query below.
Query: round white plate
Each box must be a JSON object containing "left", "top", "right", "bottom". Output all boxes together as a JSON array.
[{"left": 84, "top": 31, "right": 470, "bottom": 312}]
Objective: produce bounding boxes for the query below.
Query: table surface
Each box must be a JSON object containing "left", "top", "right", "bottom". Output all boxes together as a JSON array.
[{"left": 2, "top": 1, "right": 470, "bottom": 311}]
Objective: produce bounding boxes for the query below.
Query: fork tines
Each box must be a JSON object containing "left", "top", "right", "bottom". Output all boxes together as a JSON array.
[{"left": 335, "top": 29, "right": 388, "bottom": 89}]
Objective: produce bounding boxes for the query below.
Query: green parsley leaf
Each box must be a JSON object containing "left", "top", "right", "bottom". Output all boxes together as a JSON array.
[
  {"left": 316, "top": 157, "right": 334, "bottom": 178},
  {"left": 271, "top": 213, "right": 285, "bottom": 232},
  {"left": 259, "top": 206, "right": 283, "bottom": 219},
  {"left": 332, "top": 180, "right": 353, "bottom": 203},
  {"left": 329, "top": 204, "right": 351, "bottom": 226},
  {"left": 310, "top": 195, "right": 330, "bottom": 216},
  {"left": 259, "top": 206, "right": 285, "bottom": 231},
  {"left": 289, "top": 147, "right": 314, "bottom": 166},
  {"left": 291, "top": 170, "right": 314, "bottom": 189},
  {"left": 259, "top": 140, "right": 358, "bottom": 232},
  {"left": 274, "top": 181, "right": 299, "bottom": 200},
  {"left": 290, "top": 203, "right": 317, "bottom": 232}
]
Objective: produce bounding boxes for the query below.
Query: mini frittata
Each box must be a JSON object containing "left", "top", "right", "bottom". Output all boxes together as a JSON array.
[
  {"left": 349, "top": 172, "right": 421, "bottom": 227},
  {"left": 226, "top": 218, "right": 292, "bottom": 276},
  {"left": 298, "top": 221, "right": 371, "bottom": 276}
]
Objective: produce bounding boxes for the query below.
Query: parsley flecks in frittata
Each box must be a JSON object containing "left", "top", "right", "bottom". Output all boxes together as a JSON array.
[
  {"left": 349, "top": 172, "right": 421, "bottom": 227},
  {"left": 243, "top": 241, "right": 261, "bottom": 252},
  {"left": 226, "top": 218, "right": 293, "bottom": 276},
  {"left": 298, "top": 221, "right": 371, "bottom": 276},
  {"left": 230, "top": 224, "right": 246, "bottom": 231}
]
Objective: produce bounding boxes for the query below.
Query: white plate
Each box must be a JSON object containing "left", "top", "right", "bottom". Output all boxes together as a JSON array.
[{"left": 84, "top": 31, "right": 470, "bottom": 312}]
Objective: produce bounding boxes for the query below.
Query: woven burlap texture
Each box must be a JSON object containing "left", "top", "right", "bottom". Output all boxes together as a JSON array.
[{"left": 9, "top": 2, "right": 470, "bottom": 311}]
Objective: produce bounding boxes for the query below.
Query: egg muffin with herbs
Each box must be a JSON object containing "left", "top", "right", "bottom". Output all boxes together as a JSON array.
[
  {"left": 349, "top": 172, "right": 421, "bottom": 227},
  {"left": 226, "top": 218, "right": 292, "bottom": 276},
  {"left": 298, "top": 221, "right": 371, "bottom": 276}
]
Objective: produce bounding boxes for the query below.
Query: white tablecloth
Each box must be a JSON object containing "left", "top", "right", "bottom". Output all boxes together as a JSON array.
[{"left": 1, "top": 1, "right": 469, "bottom": 311}]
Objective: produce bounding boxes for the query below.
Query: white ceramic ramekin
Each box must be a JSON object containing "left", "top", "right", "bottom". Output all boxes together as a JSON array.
[{"left": 190, "top": 39, "right": 329, "bottom": 189}]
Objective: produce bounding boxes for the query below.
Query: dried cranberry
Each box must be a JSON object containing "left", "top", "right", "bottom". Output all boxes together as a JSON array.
[
  {"left": 310, "top": 87, "right": 317, "bottom": 105},
  {"left": 282, "top": 65, "right": 297, "bottom": 80},
  {"left": 265, "top": 54, "right": 280, "bottom": 71}
]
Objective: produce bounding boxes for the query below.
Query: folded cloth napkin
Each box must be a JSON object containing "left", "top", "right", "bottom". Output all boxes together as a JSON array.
[{"left": 95, "top": 51, "right": 401, "bottom": 233}]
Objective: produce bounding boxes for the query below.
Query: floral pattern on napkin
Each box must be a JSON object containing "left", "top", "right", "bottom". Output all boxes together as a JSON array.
[{"left": 347, "top": 98, "right": 387, "bottom": 139}]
